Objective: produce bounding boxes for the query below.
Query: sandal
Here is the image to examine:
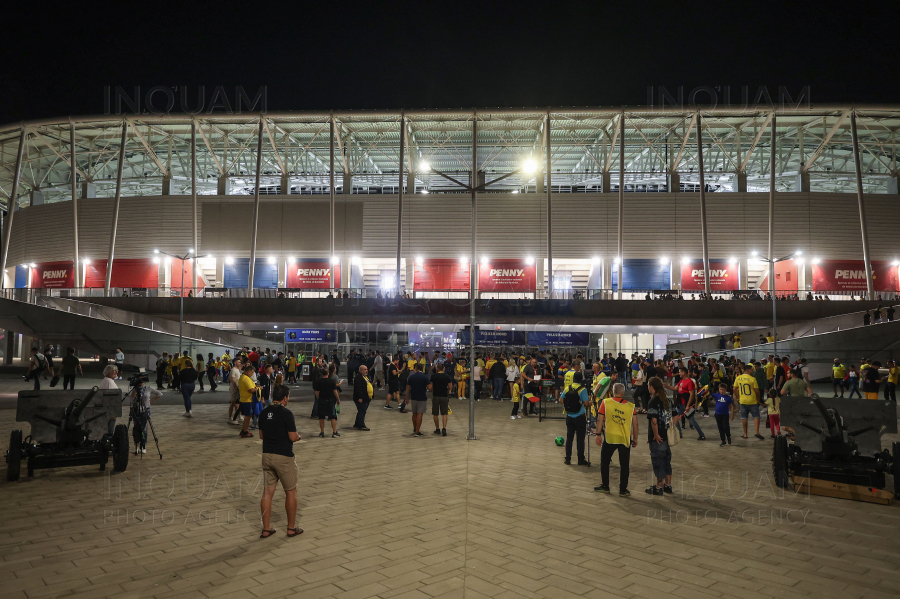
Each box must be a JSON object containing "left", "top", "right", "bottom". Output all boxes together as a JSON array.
[
  {"left": 259, "top": 529, "right": 276, "bottom": 539},
  {"left": 286, "top": 527, "right": 304, "bottom": 538},
  {"left": 740, "top": 435, "right": 748, "bottom": 438}
]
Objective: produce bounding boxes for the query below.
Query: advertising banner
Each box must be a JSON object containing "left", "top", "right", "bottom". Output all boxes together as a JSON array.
[
  {"left": 414, "top": 259, "right": 470, "bottom": 291},
  {"left": 457, "top": 330, "right": 527, "bottom": 345},
  {"left": 812, "top": 260, "right": 899, "bottom": 292},
  {"left": 285, "top": 329, "right": 337, "bottom": 343},
  {"left": 680, "top": 260, "right": 739, "bottom": 291},
  {"left": 223, "top": 258, "right": 278, "bottom": 289},
  {"left": 612, "top": 259, "right": 671, "bottom": 290},
  {"left": 31, "top": 261, "right": 75, "bottom": 288},
  {"left": 85, "top": 259, "right": 160, "bottom": 288},
  {"left": 478, "top": 260, "right": 536, "bottom": 292},
  {"left": 527, "top": 331, "right": 590, "bottom": 346},
  {"left": 285, "top": 260, "right": 341, "bottom": 288},
  {"left": 408, "top": 331, "right": 458, "bottom": 350}
]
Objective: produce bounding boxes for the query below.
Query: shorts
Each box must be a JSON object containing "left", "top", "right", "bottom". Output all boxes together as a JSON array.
[
  {"left": 262, "top": 453, "right": 298, "bottom": 491},
  {"left": 239, "top": 402, "right": 254, "bottom": 416},
  {"left": 865, "top": 392, "right": 879, "bottom": 400},
  {"left": 411, "top": 400, "right": 427, "bottom": 414},
  {"left": 388, "top": 381, "right": 399, "bottom": 394},
  {"left": 739, "top": 404, "right": 760, "bottom": 419},
  {"left": 432, "top": 396, "right": 449, "bottom": 416},
  {"left": 317, "top": 400, "right": 337, "bottom": 420},
  {"left": 399, "top": 379, "right": 408, "bottom": 393},
  {"left": 832, "top": 378, "right": 846, "bottom": 388}
]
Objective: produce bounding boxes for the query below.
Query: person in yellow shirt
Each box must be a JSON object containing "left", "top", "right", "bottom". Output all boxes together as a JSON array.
[
  {"left": 238, "top": 364, "right": 258, "bottom": 438},
  {"left": 564, "top": 360, "right": 582, "bottom": 388},
  {"left": 593, "top": 382, "right": 638, "bottom": 496},
  {"left": 733, "top": 364, "right": 763, "bottom": 440},
  {"left": 886, "top": 359, "right": 898, "bottom": 401},
  {"left": 766, "top": 333, "right": 774, "bottom": 343},
  {"left": 509, "top": 375, "right": 522, "bottom": 419},
  {"left": 733, "top": 334, "right": 741, "bottom": 349},
  {"left": 286, "top": 352, "right": 298, "bottom": 384},
  {"left": 831, "top": 359, "right": 847, "bottom": 398},
  {"left": 455, "top": 359, "right": 469, "bottom": 400}
]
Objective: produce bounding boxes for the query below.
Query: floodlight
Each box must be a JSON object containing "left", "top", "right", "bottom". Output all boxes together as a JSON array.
[
  {"left": 523, "top": 159, "right": 537, "bottom": 174},
  {"left": 419, "top": 161, "right": 430, "bottom": 172}
]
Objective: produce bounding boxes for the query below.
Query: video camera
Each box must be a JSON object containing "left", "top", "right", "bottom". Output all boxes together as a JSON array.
[{"left": 128, "top": 368, "right": 149, "bottom": 387}]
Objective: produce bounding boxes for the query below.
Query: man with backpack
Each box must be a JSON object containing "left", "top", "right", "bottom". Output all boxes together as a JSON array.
[
  {"left": 26, "top": 347, "right": 47, "bottom": 391},
  {"left": 560, "top": 372, "right": 591, "bottom": 466}
]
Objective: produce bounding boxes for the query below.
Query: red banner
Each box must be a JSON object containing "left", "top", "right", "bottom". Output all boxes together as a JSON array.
[
  {"left": 756, "top": 259, "right": 799, "bottom": 293},
  {"left": 31, "top": 261, "right": 75, "bottom": 288},
  {"left": 812, "top": 260, "right": 899, "bottom": 292},
  {"left": 414, "top": 259, "right": 470, "bottom": 291},
  {"left": 84, "top": 259, "right": 160, "bottom": 288},
  {"left": 285, "top": 260, "right": 341, "bottom": 288},
  {"left": 171, "top": 258, "right": 207, "bottom": 296},
  {"left": 478, "top": 260, "right": 536, "bottom": 292},
  {"left": 680, "top": 261, "right": 738, "bottom": 290}
]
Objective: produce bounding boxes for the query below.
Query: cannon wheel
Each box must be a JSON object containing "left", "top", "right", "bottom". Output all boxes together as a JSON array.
[
  {"left": 6, "top": 430, "right": 23, "bottom": 481},
  {"left": 773, "top": 435, "right": 790, "bottom": 489},
  {"left": 893, "top": 442, "right": 900, "bottom": 499},
  {"left": 112, "top": 424, "right": 129, "bottom": 473}
]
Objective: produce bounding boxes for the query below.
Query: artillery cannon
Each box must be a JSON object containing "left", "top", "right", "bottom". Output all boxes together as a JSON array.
[
  {"left": 5, "top": 387, "right": 128, "bottom": 481},
  {"left": 773, "top": 395, "right": 899, "bottom": 498}
]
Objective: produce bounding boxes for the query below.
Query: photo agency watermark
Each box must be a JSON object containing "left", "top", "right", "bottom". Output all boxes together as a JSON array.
[
  {"left": 104, "top": 85, "right": 267, "bottom": 115},
  {"left": 646, "top": 85, "right": 811, "bottom": 110}
]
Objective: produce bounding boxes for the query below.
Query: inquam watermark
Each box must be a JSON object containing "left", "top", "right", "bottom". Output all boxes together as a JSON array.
[
  {"left": 646, "top": 85, "right": 811, "bottom": 110},
  {"left": 103, "top": 85, "right": 267, "bottom": 115},
  {"left": 646, "top": 508, "right": 811, "bottom": 526},
  {"left": 105, "top": 468, "right": 264, "bottom": 501}
]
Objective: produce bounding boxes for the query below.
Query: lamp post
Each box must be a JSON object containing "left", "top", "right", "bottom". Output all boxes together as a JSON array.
[
  {"left": 154, "top": 249, "right": 208, "bottom": 355},
  {"left": 752, "top": 250, "right": 801, "bottom": 356}
]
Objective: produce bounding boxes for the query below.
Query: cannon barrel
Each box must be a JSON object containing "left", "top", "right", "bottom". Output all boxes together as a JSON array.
[
  {"left": 67, "top": 387, "right": 99, "bottom": 424},
  {"left": 812, "top": 396, "right": 843, "bottom": 441}
]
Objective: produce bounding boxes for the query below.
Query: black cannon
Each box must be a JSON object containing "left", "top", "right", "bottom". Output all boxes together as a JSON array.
[
  {"left": 773, "top": 395, "right": 899, "bottom": 498},
  {"left": 5, "top": 386, "right": 129, "bottom": 481}
]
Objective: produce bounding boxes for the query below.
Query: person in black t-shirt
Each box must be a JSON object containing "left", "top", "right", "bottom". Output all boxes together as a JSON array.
[
  {"left": 258, "top": 385, "right": 302, "bottom": 539},
  {"left": 430, "top": 363, "right": 452, "bottom": 436},
  {"left": 384, "top": 356, "right": 400, "bottom": 409},
  {"left": 314, "top": 364, "right": 342, "bottom": 438}
]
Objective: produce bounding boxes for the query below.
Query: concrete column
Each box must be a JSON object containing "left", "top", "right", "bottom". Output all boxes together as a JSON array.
[
  {"left": 739, "top": 258, "right": 749, "bottom": 289},
  {"left": 280, "top": 174, "right": 291, "bottom": 195},
  {"left": 343, "top": 172, "right": 352, "bottom": 194},
  {"left": 277, "top": 260, "right": 286, "bottom": 288},
  {"left": 667, "top": 171, "right": 680, "bottom": 193},
  {"left": 602, "top": 260, "right": 612, "bottom": 294},
  {"left": 4, "top": 329, "right": 14, "bottom": 365},
  {"left": 601, "top": 171, "right": 611, "bottom": 193},
  {"left": 536, "top": 170, "right": 544, "bottom": 194},
  {"left": 161, "top": 177, "right": 172, "bottom": 195},
  {"left": 30, "top": 190, "right": 44, "bottom": 206},
  {"left": 405, "top": 259, "right": 414, "bottom": 293},
  {"left": 217, "top": 175, "right": 229, "bottom": 195},
  {"left": 793, "top": 170, "right": 811, "bottom": 192},
  {"left": 159, "top": 259, "right": 171, "bottom": 288},
  {"left": 406, "top": 171, "right": 416, "bottom": 194},
  {"left": 735, "top": 172, "right": 748, "bottom": 192},
  {"left": 81, "top": 182, "right": 96, "bottom": 198},
  {"left": 342, "top": 261, "right": 351, "bottom": 292},
  {"left": 536, "top": 258, "right": 545, "bottom": 294},
  {"left": 886, "top": 174, "right": 898, "bottom": 194},
  {"left": 215, "top": 258, "right": 224, "bottom": 288}
]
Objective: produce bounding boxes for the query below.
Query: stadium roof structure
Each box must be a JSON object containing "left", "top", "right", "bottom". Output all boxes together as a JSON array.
[{"left": 1, "top": 105, "right": 899, "bottom": 208}]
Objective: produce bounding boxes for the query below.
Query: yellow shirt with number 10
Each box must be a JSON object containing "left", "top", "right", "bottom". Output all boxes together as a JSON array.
[{"left": 734, "top": 373, "right": 759, "bottom": 405}]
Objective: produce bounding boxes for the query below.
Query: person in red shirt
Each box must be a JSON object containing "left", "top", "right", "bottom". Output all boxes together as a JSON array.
[
  {"left": 664, "top": 367, "right": 706, "bottom": 440},
  {"left": 248, "top": 348, "right": 260, "bottom": 371}
]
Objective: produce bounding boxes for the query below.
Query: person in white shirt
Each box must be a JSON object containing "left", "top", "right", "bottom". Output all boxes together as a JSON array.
[
  {"left": 506, "top": 359, "right": 519, "bottom": 399},
  {"left": 472, "top": 364, "right": 482, "bottom": 400},
  {"left": 373, "top": 352, "right": 384, "bottom": 389},
  {"left": 228, "top": 357, "right": 244, "bottom": 425},
  {"left": 114, "top": 348, "right": 125, "bottom": 379},
  {"left": 128, "top": 380, "right": 161, "bottom": 454},
  {"left": 99, "top": 364, "right": 119, "bottom": 433}
]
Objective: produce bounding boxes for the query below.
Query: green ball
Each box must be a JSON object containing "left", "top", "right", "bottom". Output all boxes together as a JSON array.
[{"left": 554, "top": 436, "right": 565, "bottom": 446}]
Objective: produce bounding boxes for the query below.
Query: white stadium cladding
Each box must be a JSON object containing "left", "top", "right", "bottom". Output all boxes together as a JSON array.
[{"left": 1, "top": 105, "right": 899, "bottom": 296}]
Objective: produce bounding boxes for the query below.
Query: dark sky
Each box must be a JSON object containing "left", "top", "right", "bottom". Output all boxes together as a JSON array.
[{"left": 2, "top": 0, "right": 898, "bottom": 124}]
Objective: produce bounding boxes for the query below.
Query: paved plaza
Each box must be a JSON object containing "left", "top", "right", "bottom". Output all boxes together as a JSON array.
[{"left": 1, "top": 375, "right": 899, "bottom": 599}]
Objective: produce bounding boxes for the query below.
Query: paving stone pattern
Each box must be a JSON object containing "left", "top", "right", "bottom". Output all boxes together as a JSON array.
[{"left": 1, "top": 384, "right": 899, "bottom": 599}]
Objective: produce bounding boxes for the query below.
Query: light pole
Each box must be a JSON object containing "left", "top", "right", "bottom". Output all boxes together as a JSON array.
[
  {"left": 155, "top": 249, "right": 209, "bottom": 355},
  {"left": 752, "top": 250, "right": 801, "bottom": 356}
]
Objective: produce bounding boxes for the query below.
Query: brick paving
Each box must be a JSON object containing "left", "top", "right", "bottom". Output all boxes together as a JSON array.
[{"left": 1, "top": 382, "right": 899, "bottom": 599}]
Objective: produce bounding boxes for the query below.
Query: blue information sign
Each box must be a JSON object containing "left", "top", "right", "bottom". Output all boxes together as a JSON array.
[
  {"left": 284, "top": 328, "right": 337, "bottom": 343},
  {"left": 457, "top": 330, "right": 526, "bottom": 345},
  {"left": 527, "top": 332, "right": 590, "bottom": 346}
]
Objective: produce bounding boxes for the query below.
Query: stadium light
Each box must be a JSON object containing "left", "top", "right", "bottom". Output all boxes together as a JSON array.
[
  {"left": 613, "top": 257, "right": 621, "bottom": 265},
  {"left": 331, "top": 256, "right": 340, "bottom": 264},
  {"left": 681, "top": 257, "right": 690, "bottom": 265},
  {"left": 352, "top": 256, "right": 361, "bottom": 265},
  {"left": 287, "top": 256, "right": 296, "bottom": 263},
  {"left": 481, "top": 256, "right": 489, "bottom": 265},
  {"left": 419, "top": 161, "right": 430, "bottom": 172},
  {"left": 267, "top": 256, "right": 276, "bottom": 264},
  {"left": 812, "top": 258, "right": 821, "bottom": 265},
  {"left": 728, "top": 257, "right": 737, "bottom": 264},
  {"left": 659, "top": 257, "right": 668, "bottom": 265},
  {"left": 416, "top": 256, "right": 423, "bottom": 264},
  {"left": 225, "top": 256, "right": 235, "bottom": 265},
  {"left": 751, "top": 250, "right": 759, "bottom": 257},
  {"left": 525, "top": 256, "right": 534, "bottom": 265},
  {"left": 153, "top": 249, "right": 159, "bottom": 254},
  {"left": 523, "top": 159, "right": 537, "bottom": 174},
  {"left": 421, "top": 189, "right": 429, "bottom": 194},
  {"left": 591, "top": 256, "right": 600, "bottom": 265},
  {"left": 152, "top": 257, "right": 160, "bottom": 264}
]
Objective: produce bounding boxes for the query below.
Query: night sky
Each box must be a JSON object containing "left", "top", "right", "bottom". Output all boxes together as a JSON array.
[{"left": 2, "top": 0, "right": 898, "bottom": 124}]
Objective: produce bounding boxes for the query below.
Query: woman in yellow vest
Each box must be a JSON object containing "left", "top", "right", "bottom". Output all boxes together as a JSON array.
[
  {"left": 455, "top": 358, "right": 469, "bottom": 400},
  {"left": 593, "top": 382, "right": 638, "bottom": 496}
]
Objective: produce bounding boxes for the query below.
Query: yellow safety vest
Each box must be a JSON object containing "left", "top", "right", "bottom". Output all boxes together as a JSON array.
[{"left": 602, "top": 397, "right": 635, "bottom": 446}]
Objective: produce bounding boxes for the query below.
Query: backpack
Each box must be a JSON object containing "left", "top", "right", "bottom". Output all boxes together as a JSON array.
[{"left": 563, "top": 384, "right": 584, "bottom": 413}]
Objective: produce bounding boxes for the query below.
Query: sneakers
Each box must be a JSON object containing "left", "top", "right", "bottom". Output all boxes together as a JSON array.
[
  {"left": 510, "top": 416, "right": 516, "bottom": 420},
  {"left": 516, "top": 415, "right": 522, "bottom": 419},
  {"left": 332, "top": 432, "right": 341, "bottom": 438},
  {"left": 413, "top": 432, "right": 424, "bottom": 437},
  {"left": 564, "top": 458, "right": 571, "bottom": 465},
  {"left": 663, "top": 485, "right": 674, "bottom": 494},
  {"left": 645, "top": 486, "right": 664, "bottom": 496},
  {"left": 240, "top": 431, "right": 253, "bottom": 438},
  {"left": 619, "top": 489, "right": 631, "bottom": 497},
  {"left": 183, "top": 411, "right": 191, "bottom": 417},
  {"left": 434, "top": 429, "right": 441, "bottom": 435},
  {"left": 577, "top": 460, "right": 591, "bottom": 466},
  {"left": 383, "top": 405, "right": 393, "bottom": 409},
  {"left": 594, "top": 484, "right": 611, "bottom": 493},
  {"left": 727, "top": 437, "right": 732, "bottom": 444},
  {"left": 318, "top": 432, "right": 325, "bottom": 438},
  {"left": 720, "top": 442, "right": 727, "bottom": 447},
  {"left": 141, "top": 448, "right": 147, "bottom": 454},
  {"left": 359, "top": 427, "right": 370, "bottom": 431},
  {"left": 442, "top": 428, "right": 447, "bottom": 437},
  {"left": 133, "top": 447, "right": 140, "bottom": 455},
  {"left": 249, "top": 425, "right": 258, "bottom": 431}
]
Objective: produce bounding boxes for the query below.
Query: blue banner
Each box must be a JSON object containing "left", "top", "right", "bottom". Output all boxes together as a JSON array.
[
  {"left": 285, "top": 328, "right": 337, "bottom": 343},
  {"left": 457, "top": 330, "right": 526, "bottom": 345},
  {"left": 527, "top": 331, "right": 590, "bottom": 346}
]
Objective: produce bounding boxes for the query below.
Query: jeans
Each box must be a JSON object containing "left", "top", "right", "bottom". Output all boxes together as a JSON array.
[
  {"left": 886, "top": 382, "right": 897, "bottom": 402},
  {"left": 181, "top": 382, "right": 195, "bottom": 411},
  {"left": 63, "top": 375, "right": 76, "bottom": 390},
  {"left": 156, "top": 368, "right": 165, "bottom": 389},
  {"left": 675, "top": 403, "right": 704, "bottom": 438},
  {"left": 493, "top": 377, "right": 505, "bottom": 400},
  {"left": 197, "top": 371, "right": 205, "bottom": 391},
  {"left": 649, "top": 440, "right": 672, "bottom": 480},
  {"left": 714, "top": 413, "right": 731, "bottom": 443},
  {"left": 565, "top": 413, "right": 587, "bottom": 461},
  {"left": 848, "top": 380, "right": 861, "bottom": 399},
  {"left": 600, "top": 443, "right": 630, "bottom": 492},
  {"left": 206, "top": 368, "right": 218, "bottom": 391},
  {"left": 474, "top": 380, "right": 483, "bottom": 398},
  {"left": 354, "top": 400, "right": 370, "bottom": 428}
]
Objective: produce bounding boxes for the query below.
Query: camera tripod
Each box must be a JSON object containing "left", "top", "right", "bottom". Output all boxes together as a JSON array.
[{"left": 125, "top": 377, "right": 162, "bottom": 460}]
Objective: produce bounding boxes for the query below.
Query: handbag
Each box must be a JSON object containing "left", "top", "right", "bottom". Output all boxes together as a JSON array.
[{"left": 665, "top": 410, "right": 679, "bottom": 446}]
